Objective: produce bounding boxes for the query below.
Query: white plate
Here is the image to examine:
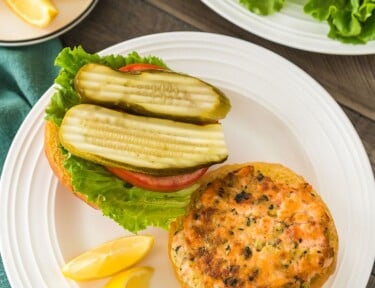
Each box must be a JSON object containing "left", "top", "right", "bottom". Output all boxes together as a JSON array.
[
  {"left": 1, "top": 32, "right": 374, "bottom": 287},
  {"left": 201, "top": 0, "right": 375, "bottom": 55},
  {"left": 0, "top": 0, "right": 98, "bottom": 46}
]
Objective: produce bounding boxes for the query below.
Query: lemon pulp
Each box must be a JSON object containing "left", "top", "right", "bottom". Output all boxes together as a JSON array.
[
  {"left": 62, "top": 235, "right": 154, "bottom": 281},
  {"left": 5, "top": 0, "right": 58, "bottom": 28}
]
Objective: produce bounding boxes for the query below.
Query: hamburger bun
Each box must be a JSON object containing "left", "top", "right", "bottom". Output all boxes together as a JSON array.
[
  {"left": 169, "top": 162, "right": 338, "bottom": 288},
  {"left": 44, "top": 120, "right": 98, "bottom": 208}
]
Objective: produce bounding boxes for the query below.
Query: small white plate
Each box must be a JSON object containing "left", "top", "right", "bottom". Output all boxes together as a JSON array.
[
  {"left": 0, "top": 32, "right": 374, "bottom": 287},
  {"left": 0, "top": 0, "right": 98, "bottom": 46},
  {"left": 201, "top": 0, "right": 375, "bottom": 55}
]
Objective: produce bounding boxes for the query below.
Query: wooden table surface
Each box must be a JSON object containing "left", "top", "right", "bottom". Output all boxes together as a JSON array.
[{"left": 60, "top": 0, "right": 375, "bottom": 287}]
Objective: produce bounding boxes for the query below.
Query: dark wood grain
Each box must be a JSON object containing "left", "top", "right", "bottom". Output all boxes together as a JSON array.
[
  {"left": 344, "top": 107, "right": 375, "bottom": 172},
  {"left": 61, "top": 0, "right": 197, "bottom": 53},
  {"left": 368, "top": 275, "right": 375, "bottom": 288},
  {"left": 59, "top": 0, "right": 375, "bottom": 287}
]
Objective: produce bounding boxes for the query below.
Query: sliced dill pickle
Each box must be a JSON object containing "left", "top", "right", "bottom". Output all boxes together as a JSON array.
[
  {"left": 59, "top": 104, "right": 228, "bottom": 176},
  {"left": 74, "top": 63, "right": 231, "bottom": 123}
]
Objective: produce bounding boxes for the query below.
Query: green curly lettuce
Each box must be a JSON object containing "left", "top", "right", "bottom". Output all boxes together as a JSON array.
[
  {"left": 63, "top": 150, "right": 197, "bottom": 233},
  {"left": 45, "top": 47, "right": 197, "bottom": 233},
  {"left": 239, "top": 0, "right": 285, "bottom": 15},
  {"left": 304, "top": 0, "right": 375, "bottom": 44},
  {"left": 238, "top": 0, "right": 375, "bottom": 44}
]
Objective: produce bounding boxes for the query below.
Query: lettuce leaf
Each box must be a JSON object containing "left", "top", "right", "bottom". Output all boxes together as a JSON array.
[
  {"left": 239, "top": 0, "right": 285, "bottom": 15},
  {"left": 304, "top": 0, "right": 375, "bottom": 44},
  {"left": 238, "top": 0, "right": 375, "bottom": 44},
  {"left": 46, "top": 47, "right": 195, "bottom": 233},
  {"left": 63, "top": 150, "right": 197, "bottom": 232}
]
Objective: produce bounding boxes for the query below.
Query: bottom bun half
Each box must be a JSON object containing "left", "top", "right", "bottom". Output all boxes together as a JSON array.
[
  {"left": 44, "top": 120, "right": 98, "bottom": 208},
  {"left": 169, "top": 162, "right": 338, "bottom": 288}
]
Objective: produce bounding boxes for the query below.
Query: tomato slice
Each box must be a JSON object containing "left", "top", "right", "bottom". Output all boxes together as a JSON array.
[
  {"left": 105, "top": 63, "right": 206, "bottom": 192},
  {"left": 106, "top": 167, "right": 208, "bottom": 192},
  {"left": 119, "top": 63, "right": 164, "bottom": 72}
]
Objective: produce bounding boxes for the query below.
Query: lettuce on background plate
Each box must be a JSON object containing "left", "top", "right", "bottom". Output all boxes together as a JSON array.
[
  {"left": 239, "top": 0, "right": 285, "bottom": 15},
  {"left": 239, "top": 0, "right": 375, "bottom": 44},
  {"left": 304, "top": 0, "right": 375, "bottom": 44}
]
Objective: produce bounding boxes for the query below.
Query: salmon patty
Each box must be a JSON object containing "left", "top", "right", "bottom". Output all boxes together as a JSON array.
[{"left": 169, "top": 163, "right": 338, "bottom": 288}]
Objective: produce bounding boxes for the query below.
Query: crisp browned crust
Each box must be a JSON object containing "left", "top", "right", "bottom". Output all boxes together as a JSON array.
[
  {"left": 44, "top": 120, "right": 98, "bottom": 209},
  {"left": 169, "top": 162, "right": 338, "bottom": 288}
]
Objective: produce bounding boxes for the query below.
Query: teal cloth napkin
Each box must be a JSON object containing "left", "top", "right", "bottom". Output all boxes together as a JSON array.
[{"left": 0, "top": 39, "right": 62, "bottom": 288}]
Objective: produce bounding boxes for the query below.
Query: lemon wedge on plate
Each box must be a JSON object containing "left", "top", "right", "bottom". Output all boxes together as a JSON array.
[
  {"left": 62, "top": 235, "right": 154, "bottom": 281},
  {"left": 5, "top": 0, "right": 58, "bottom": 28},
  {"left": 105, "top": 267, "right": 154, "bottom": 288}
]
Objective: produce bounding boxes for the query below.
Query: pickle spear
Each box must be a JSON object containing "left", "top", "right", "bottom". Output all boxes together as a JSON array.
[
  {"left": 74, "top": 63, "right": 231, "bottom": 123},
  {"left": 59, "top": 104, "right": 228, "bottom": 176}
]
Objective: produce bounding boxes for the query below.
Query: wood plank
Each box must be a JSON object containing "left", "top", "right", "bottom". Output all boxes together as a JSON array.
[
  {"left": 367, "top": 274, "right": 375, "bottom": 288},
  {"left": 61, "top": 0, "right": 197, "bottom": 53},
  {"left": 147, "top": 0, "right": 375, "bottom": 121},
  {"left": 344, "top": 107, "right": 375, "bottom": 172}
]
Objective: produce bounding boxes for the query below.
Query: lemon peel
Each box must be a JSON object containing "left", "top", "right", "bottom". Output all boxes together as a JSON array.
[
  {"left": 105, "top": 266, "right": 154, "bottom": 288},
  {"left": 62, "top": 235, "right": 154, "bottom": 281}
]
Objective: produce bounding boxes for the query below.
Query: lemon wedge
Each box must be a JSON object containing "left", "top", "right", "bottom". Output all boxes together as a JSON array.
[
  {"left": 105, "top": 267, "right": 154, "bottom": 288},
  {"left": 5, "top": 0, "right": 58, "bottom": 28},
  {"left": 62, "top": 235, "right": 154, "bottom": 281}
]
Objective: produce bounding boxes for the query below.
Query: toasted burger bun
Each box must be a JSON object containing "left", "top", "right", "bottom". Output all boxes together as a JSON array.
[
  {"left": 169, "top": 162, "right": 338, "bottom": 288},
  {"left": 44, "top": 120, "right": 98, "bottom": 208}
]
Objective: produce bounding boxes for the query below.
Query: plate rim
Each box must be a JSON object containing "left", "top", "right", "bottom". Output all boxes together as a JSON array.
[
  {"left": 1, "top": 31, "right": 374, "bottom": 287},
  {"left": 201, "top": 0, "right": 375, "bottom": 55}
]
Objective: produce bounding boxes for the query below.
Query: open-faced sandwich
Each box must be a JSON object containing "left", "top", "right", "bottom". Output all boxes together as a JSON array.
[{"left": 45, "top": 47, "right": 338, "bottom": 288}]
